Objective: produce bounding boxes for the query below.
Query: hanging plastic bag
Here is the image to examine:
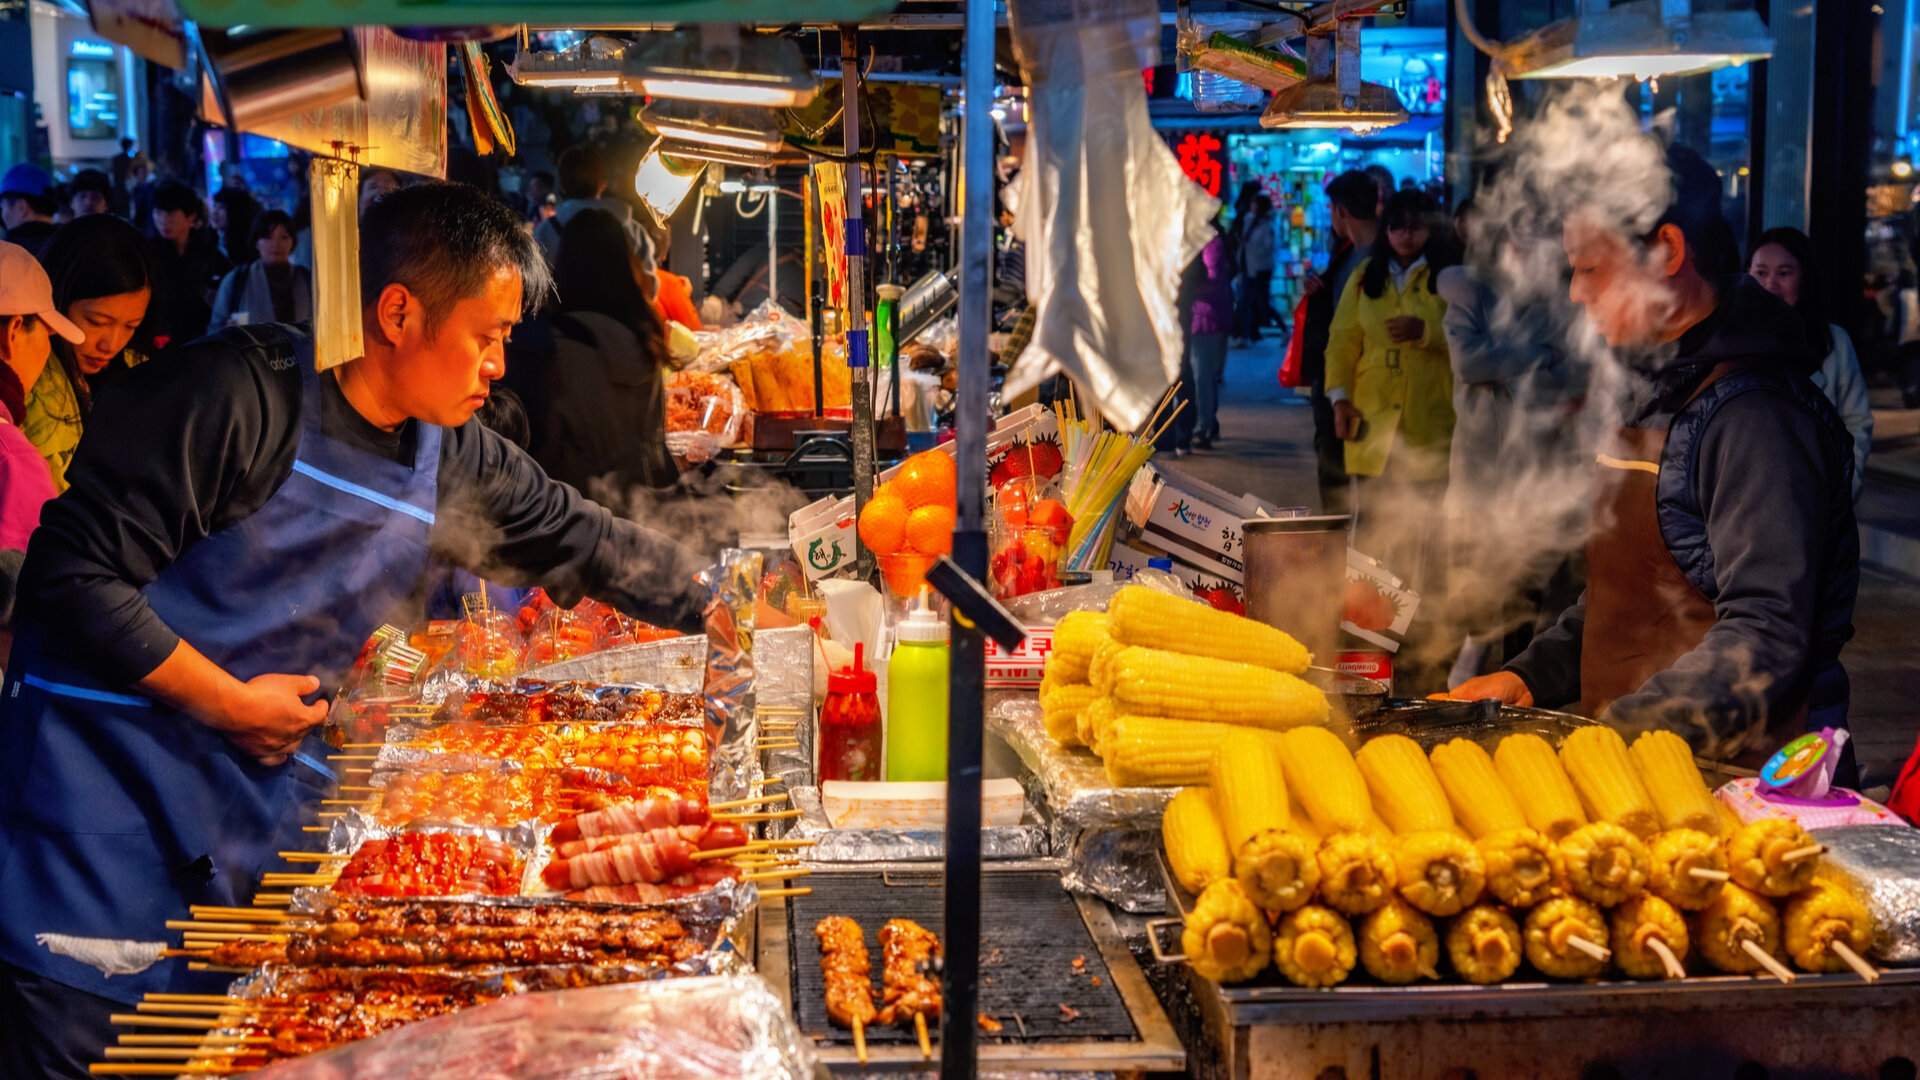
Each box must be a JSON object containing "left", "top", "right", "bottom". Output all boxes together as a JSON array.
[
  {"left": 1278, "top": 293, "right": 1311, "bottom": 388},
  {"left": 1002, "top": 0, "right": 1221, "bottom": 432}
]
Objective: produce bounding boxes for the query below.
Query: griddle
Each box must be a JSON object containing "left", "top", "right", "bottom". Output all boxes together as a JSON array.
[{"left": 786, "top": 870, "right": 1137, "bottom": 1044}]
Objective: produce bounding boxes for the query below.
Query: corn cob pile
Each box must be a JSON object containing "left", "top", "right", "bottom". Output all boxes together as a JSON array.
[
  {"left": 1037, "top": 587, "right": 1333, "bottom": 788},
  {"left": 1165, "top": 722, "right": 1880, "bottom": 987}
]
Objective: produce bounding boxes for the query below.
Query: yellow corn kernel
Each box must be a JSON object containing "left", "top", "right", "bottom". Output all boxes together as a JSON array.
[
  {"left": 1162, "top": 787, "right": 1232, "bottom": 896},
  {"left": 1610, "top": 894, "right": 1690, "bottom": 980},
  {"left": 1448, "top": 903, "right": 1523, "bottom": 984},
  {"left": 1695, "top": 883, "right": 1783, "bottom": 974},
  {"left": 1084, "top": 697, "right": 1118, "bottom": 756},
  {"left": 1286, "top": 795, "right": 1324, "bottom": 847},
  {"left": 1108, "top": 647, "right": 1331, "bottom": 730},
  {"left": 1356, "top": 734, "right": 1457, "bottom": 836},
  {"left": 1357, "top": 897, "right": 1439, "bottom": 984},
  {"left": 1088, "top": 638, "right": 1127, "bottom": 696},
  {"left": 1478, "top": 827, "right": 1563, "bottom": 909},
  {"left": 1559, "top": 726, "right": 1660, "bottom": 839},
  {"left": 1046, "top": 610, "right": 1109, "bottom": 685},
  {"left": 1210, "top": 729, "right": 1292, "bottom": 854},
  {"left": 1105, "top": 584, "right": 1312, "bottom": 673},
  {"left": 1281, "top": 727, "right": 1373, "bottom": 835},
  {"left": 1647, "top": 828, "right": 1728, "bottom": 911},
  {"left": 1726, "top": 819, "right": 1820, "bottom": 898},
  {"left": 1102, "top": 716, "right": 1259, "bottom": 788},
  {"left": 1040, "top": 681, "right": 1100, "bottom": 748},
  {"left": 1524, "top": 896, "right": 1611, "bottom": 979},
  {"left": 1392, "top": 830, "right": 1486, "bottom": 917},
  {"left": 1783, "top": 880, "right": 1875, "bottom": 974},
  {"left": 1629, "top": 730, "right": 1724, "bottom": 836},
  {"left": 1430, "top": 738, "right": 1528, "bottom": 839},
  {"left": 1235, "top": 829, "right": 1322, "bottom": 913},
  {"left": 1315, "top": 832, "right": 1396, "bottom": 916},
  {"left": 1559, "top": 822, "right": 1650, "bottom": 907},
  {"left": 1495, "top": 733, "right": 1588, "bottom": 841},
  {"left": 1272, "top": 904, "right": 1357, "bottom": 988},
  {"left": 1181, "top": 879, "right": 1273, "bottom": 983}
]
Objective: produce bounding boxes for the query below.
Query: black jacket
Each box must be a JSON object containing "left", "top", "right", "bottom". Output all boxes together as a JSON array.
[{"left": 534, "top": 311, "right": 678, "bottom": 495}]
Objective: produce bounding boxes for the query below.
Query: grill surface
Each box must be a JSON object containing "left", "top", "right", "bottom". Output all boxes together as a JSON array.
[{"left": 787, "top": 871, "right": 1137, "bottom": 1044}]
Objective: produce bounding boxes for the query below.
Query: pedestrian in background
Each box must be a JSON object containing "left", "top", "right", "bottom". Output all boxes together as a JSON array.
[
  {"left": 1300, "top": 170, "right": 1379, "bottom": 515},
  {"left": 0, "top": 165, "right": 58, "bottom": 256},
  {"left": 0, "top": 242, "right": 74, "bottom": 660},
  {"left": 67, "top": 169, "right": 114, "bottom": 219},
  {"left": 534, "top": 145, "right": 646, "bottom": 267},
  {"left": 1232, "top": 196, "right": 1278, "bottom": 346},
  {"left": 147, "top": 182, "right": 230, "bottom": 347},
  {"left": 1187, "top": 223, "right": 1234, "bottom": 450},
  {"left": 209, "top": 210, "right": 313, "bottom": 333}
]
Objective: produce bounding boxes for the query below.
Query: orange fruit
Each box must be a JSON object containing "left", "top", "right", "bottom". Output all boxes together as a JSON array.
[
  {"left": 904, "top": 504, "right": 956, "bottom": 556},
  {"left": 879, "top": 552, "right": 936, "bottom": 597},
  {"left": 893, "top": 450, "right": 957, "bottom": 509},
  {"left": 858, "top": 490, "right": 909, "bottom": 554},
  {"left": 997, "top": 480, "right": 1031, "bottom": 529}
]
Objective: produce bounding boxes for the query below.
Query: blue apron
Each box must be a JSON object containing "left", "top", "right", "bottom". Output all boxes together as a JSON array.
[{"left": 0, "top": 326, "right": 441, "bottom": 1003}]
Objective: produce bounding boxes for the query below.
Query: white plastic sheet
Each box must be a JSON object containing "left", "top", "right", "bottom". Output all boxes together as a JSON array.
[{"left": 1002, "top": 0, "right": 1222, "bottom": 432}]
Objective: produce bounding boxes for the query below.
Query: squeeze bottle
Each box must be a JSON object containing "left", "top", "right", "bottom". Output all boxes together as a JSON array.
[{"left": 885, "top": 602, "right": 950, "bottom": 781}]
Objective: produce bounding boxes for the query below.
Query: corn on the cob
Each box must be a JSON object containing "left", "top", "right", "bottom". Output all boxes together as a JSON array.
[
  {"left": 1726, "top": 819, "right": 1820, "bottom": 898},
  {"left": 1647, "top": 828, "right": 1728, "bottom": 911},
  {"left": 1716, "top": 799, "right": 1744, "bottom": 837},
  {"left": 1559, "top": 822, "right": 1650, "bottom": 907},
  {"left": 1272, "top": 904, "right": 1357, "bottom": 988},
  {"left": 1357, "top": 897, "right": 1439, "bottom": 984},
  {"left": 1694, "top": 883, "right": 1782, "bottom": 974},
  {"left": 1103, "top": 716, "right": 1263, "bottom": 788},
  {"left": 1609, "top": 895, "right": 1690, "bottom": 980},
  {"left": 1281, "top": 727, "right": 1372, "bottom": 835},
  {"left": 1559, "top": 726, "right": 1660, "bottom": 839},
  {"left": 1105, "top": 584, "right": 1313, "bottom": 674},
  {"left": 1210, "top": 729, "right": 1291, "bottom": 854},
  {"left": 1046, "top": 610, "right": 1109, "bottom": 685},
  {"left": 1447, "top": 903, "right": 1523, "bottom": 984},
  {"left": 1089, "top": 638, "right": 1127, "bottom": 696},
  {"left": 1083, "top": 697, "right": 1117, "bottom": 756},
  {"left": 1236, "top": 829, "right": 1322, "bottom": 913},
  {"left": 1107, "top": 647, "right": 1331, "bottom": 730},
  {"left": 1494, "top": 734, "right": 1588, "bottom": 841},
  {"left": 1477, "top": 827, "right": 1563, "bottom": 909},
  {"left": 1286, "top": 795, "right": 1325, "bottom": 847},
  {"left": 1181, "top": 879, "right": 1273, "bottom": 983},
  {"left": 1783, "top": 881, "right": 1875, "bottom": 974},
  {"left": 1356, "top": 734, "right": 1457, "bottom": 836},
  {"left": 1524, "top": 896, "right": 1611, "bottom": 979},
  {"left": 1392, "top": 831, "right": 1486, "bottom": 917},
  {"left": 1040, "top": 680, "right": 1100, "bottom": 748},
  {"left": 1629, "top": 730, "right": 1723, "bottom": 836},
  {"left": 1430, "top": 738, "right": 1527, "bottom": 839},
  {"left": 1162, "top": 787, "right": 1233, "bottom": 895},
  {"left": 1315, "top": 832, "right": 1396, "bottom": 915}
]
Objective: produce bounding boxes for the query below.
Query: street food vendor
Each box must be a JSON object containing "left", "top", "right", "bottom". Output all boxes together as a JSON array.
[
  {"left": 0, "top": 182, "right": 709, "bottom": 1077},
  {"left": 1447, "top": 145, "right": 1859, "bottom": 774}
]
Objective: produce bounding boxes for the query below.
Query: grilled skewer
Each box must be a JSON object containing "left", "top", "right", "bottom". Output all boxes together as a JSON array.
[
  {"left": 877, "top": 919, "right": 942, "bottom": 1059},
  {"left": 815, "top": 917, "right": 877, "bottom": 1064}
]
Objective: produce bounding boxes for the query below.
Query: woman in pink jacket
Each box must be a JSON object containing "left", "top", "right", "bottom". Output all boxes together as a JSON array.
[{"left": 0, "top": 241, "right": 79, "bottom": 663}]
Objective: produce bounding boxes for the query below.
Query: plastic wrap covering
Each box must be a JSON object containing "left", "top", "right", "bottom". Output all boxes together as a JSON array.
[
  {"left": 989, "top": 691, "right": 1176, "bottom": 830},
  {"left": 520, "top": 635, "right": 707, "bottom": 691},
  {"left": 1000, "top": 569, "right": 1188, "bottom": 624},
  {"left": 249, "top": 974, "right": 817, "bottom": 1080},
  {"left": 702, "top": 549, "right": 764, "bottom": 803},
  {"left": 1061, "top": 826, "right": 1168, "bottom": 913},
  {"left": 1001, "top": 0, "right": 1221, "bottom": 431},
  {"left": 751, "top": 625, "right": 817, "bottom": 790},
  {"left": 1810, "top": 826, "right": 1920, "bottom": 965},
  {"left": 782, "top": 786, "right": 1050, "bottom": 862}
]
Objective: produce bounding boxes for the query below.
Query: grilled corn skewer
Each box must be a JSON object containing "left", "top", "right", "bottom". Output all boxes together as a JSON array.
[
  {"left": 1104, "top": 585, "right": 1313, "bottom": 673},
  {"left": 1524, "top": 896, "right": 1612, "bottom": 979},
  {"left": 1102, "top": 716, "right": 1249, "bottom": 788},
  {"left": 1181, "top": 879, "right": 1273, "bottom": 983},
  {"left": 1783, "top": 881, "right": 1876, "bottom": 976},
  {"left": 1494, "top": 734, "right": 1588, "bottom": 841},
  {"left": 1040, "top": 680, "right": 1099, "bottom": 748},
  {"left": 1237, "top": 830, "right": 1322, "bottom": 913},
  {"left": 1162, "top": 787, "right": 1233, "bottom": 895},
  {"left": 1609, "top": 895, "right": 1690, "bottom": 980},
  {"left": 1280, "top": 726, "right": 1372, "bottom": 835},
  {"left": 1559, "top": 726, "right": 1660, "bottom": 839},
  {"left": 1478, "top": 827, "right": 1563, "bottom": 909},
  {"left": 1392, "top": 831, "right": 1486, "bottom": 917},
  {"left": 1315, "top": 832, "right": 1396, "bottom": 916},
  {"left": 1647, "top": 828, "right": 1729, "bottom": 911},
  {"left": 1210, "top": 730, "right": 1291, "bottom": 853},
  {"left": 1695, "top": 883, "right": 1785, "bottom": 976},
  {"left": 1356, "top": 734, "right": 1457, "bottom": 836},
  {"left": 1046, "top": 611, "right": 1110, "bottom": 685},
  {"left": 1107, "top": 647, "right": 1331, "bottom": 730},
  {"left": 1357, "top": 897, "right": 1440, "bottom": 984},
  {"left": 1726, "top": 819, "right": 1820, "bottom": 897},
  {"left": 1559, "top": 822, "right": 1650, "bottom": 907},
  {"left": 1448, "top": 903, "right": 1523, "bottom": 984},
  {"left": 1430, "top": 738, "right": 1528, "bottom": 838},
  {"left": 1272, "top": 904, "right": 1357, "bottom": 988},
  {"left": 1629, "top": 730, "right": 1723, "bottom": 835}
]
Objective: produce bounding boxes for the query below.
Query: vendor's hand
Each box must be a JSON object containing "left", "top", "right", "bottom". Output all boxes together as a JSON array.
[
  {"left": 1385, "top": 315, "right": 1425, "bottom": 343},
  {"left": 1430, "top": 671, "right": 1534, "bottom": 707},
  {"left": 1302, "top": 272, "right": 1325, "bottom": 296},
  {"left": 213, "top": 674, "right": 329, "bottom": 765},
  {"left": 1332, "top": 400, "right": 1362, "bottom": 441}
]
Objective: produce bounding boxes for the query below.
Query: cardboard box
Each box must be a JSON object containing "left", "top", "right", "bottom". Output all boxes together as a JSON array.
[
  {"left": 1122, "top": 463, "right": 1302, "bottom": 584},
  {"left": 1340, "top": 548, "right": 1420, "bottom": 653}
]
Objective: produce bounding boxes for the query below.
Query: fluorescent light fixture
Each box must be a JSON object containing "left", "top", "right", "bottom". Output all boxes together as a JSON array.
[
  {"left": 630, "top": 28, "right": 818, "bottom": 108},
  {"left": 508, "top": 34, "right": 627, "bottom": 90},
  {"left": 634, "top": 143, "right": 703, "bottom": 224},
  {"left": 1499, "top": 0, "right": 1772, "bottom": 80},
  {"left": 656, "top": 138, "right": 779, "bottom": 169},
  {"left": 1260, "top": 80, "right": 1409, "bottom": 133},
  {"left": 639, "top": 100, "right": 785, "bottom": 154}
]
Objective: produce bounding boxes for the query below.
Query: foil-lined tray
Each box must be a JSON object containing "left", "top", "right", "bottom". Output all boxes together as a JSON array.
[
  {"left": 783, "top": 785, "right": 1051, "bottom": 862},
  {"left": 987, "top": 691, "right": 1175, "bottom": 831},
  {"left": 1813, "top": 825, "right": 1920, "bottom": 964}
]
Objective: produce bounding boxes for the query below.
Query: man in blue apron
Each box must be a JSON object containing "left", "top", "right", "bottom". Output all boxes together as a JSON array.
[
  {"left": 0, "top": 182, "right": 707, "bottom": 1078},
  {"left": 1448, "top": 145, "right": 1858, "bottom": 777}
]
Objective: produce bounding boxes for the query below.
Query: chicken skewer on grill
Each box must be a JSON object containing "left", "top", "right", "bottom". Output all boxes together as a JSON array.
[
  {"left": 815, "top": 917, "right": 877, "bottom": 1064},
  {"left": 877, "top": 919, "right": 943, "bottom": 1059}
]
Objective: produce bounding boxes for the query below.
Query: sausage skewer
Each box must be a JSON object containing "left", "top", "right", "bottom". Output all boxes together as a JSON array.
[
  {"left": 815, "top": 917, "right": 876, "bottom": 1064},
  {"left": 877, "top": 919, "right": 942, "bottom": 1060}
]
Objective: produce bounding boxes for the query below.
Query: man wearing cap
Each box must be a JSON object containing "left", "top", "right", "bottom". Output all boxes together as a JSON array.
[{"left": 1, "top": 165, "right": 59, "bottom": 256}]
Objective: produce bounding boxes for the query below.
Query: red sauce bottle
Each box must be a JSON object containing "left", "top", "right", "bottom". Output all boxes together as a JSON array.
[{"left": 819, "top": 642, "right": 882, "bottom": 782}]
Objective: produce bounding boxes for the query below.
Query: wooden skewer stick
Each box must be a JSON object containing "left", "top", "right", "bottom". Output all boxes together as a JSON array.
[
  {"left": 134, "top": 1003, "right": 260, "bottom": 1016},
  {"left": 251, "top": 894, "right": 293, "bottom": 906},
  {"left": 1689, "top": 868, "right": 1732, "bottom": 882},
  {"left": 142, "top": 994, "right": 235, "bottom": 1004},
  {"left": 328, "top": 755, "right": 378, "bottom": 761},
  {"left": 853, "top": 1018, "right": 867, "bottom": 1065},
  {"left": 690, "top": 844, "right": 759, "bottom": 861},
  {"left": 1416, "top": 963, "right": 1441, "bottom": 981},
  {"left": 741, "top": 868, "right": 813, "bottom": 882},
  {"left": 338, "top": 742, "right": 387, "bottom": 749},
  {"left": 301, "top": 826, "right": 330, "bottom": 833},
  {"left": 750, "top": 838, "right": 815, "bottom": 849},
  {"left": 160, "top": 949, "right": 214, "bottom": 958},
  {"left": 180, "top": 931, "right": 288, "bottom": 943},
  {"left": 915, "top": 1013, "right": 932, "bottom": 1060},
  {"left": 1781, "top": 844, "right": 1827, "bottom": 864},
  {"left": 708, "top": 793, "right": 790, "bottom": 810},
  {"left": 1566, "top": 935, "right": 1611, "bottom": 963},
  {"left": 1647, "top": 938, "right": 1687, "bottom": 980},
  {"left": 118, "top": 1036, "right": 269, "bottom": 1046},
  {"left": 713, "top": 809, "right": 805, "bottom": 823},
  {"left": 337, "top": 785, "right": 379, "bottom": 792},
  {"left": 278, "top": 852, "right": 347, "bottom": 863},
  {"left": 1830, "top": 940, "right": 1880, "bottom": 982},
  {"left": 167, "top": 921, "right": 288, "bottom": 933},
  {"left": 186, "top": 964, "right": 254, "bottom": 973},
  {"left": 1740, "top": 939, "right": 1796, "bottom": 983},
  {"left": 89, "top": 1065, "right": 242, "bottom": 1075},
  {"left": 103, "top": 1048, "right": 250, "bottom": 1059},
  {"left": 191, "top": 907, "right": 291, "bottom": 920},
  {"left": 109, "top": 1015, "right": 221, "bottom": 1029},
  {"left": 757, "top": 887, "right": 813, "bottom": 899}
]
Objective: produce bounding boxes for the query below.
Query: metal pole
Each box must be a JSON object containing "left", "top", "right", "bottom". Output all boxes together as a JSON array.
[
  {"left": 842, "top": 27, "right": 876, "bottom": 581},
  {"left": 766, "top": 186, "right": 779, "bottom": 312},
  {"left": 941, "top": 0, "right": 993, "bottom": 1076}
]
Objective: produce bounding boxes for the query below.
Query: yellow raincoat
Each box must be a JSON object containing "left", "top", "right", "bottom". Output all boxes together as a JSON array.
[{"left": 1324, "top": 257, "right": 1455, "bottom": 480}]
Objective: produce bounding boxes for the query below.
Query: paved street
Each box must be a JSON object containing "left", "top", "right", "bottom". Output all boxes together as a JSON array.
[{"left": 1165, "top": 342, "right": 1920, "bottom": 788}]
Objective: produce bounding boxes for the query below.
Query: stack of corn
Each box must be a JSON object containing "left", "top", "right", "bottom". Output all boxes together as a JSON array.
[
  {"left": 1169, "top": 723, "right": 1868, "bottom": 987},
  {"left": 1037, "top": 586, "right": 1333, "bottom": 788}
]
